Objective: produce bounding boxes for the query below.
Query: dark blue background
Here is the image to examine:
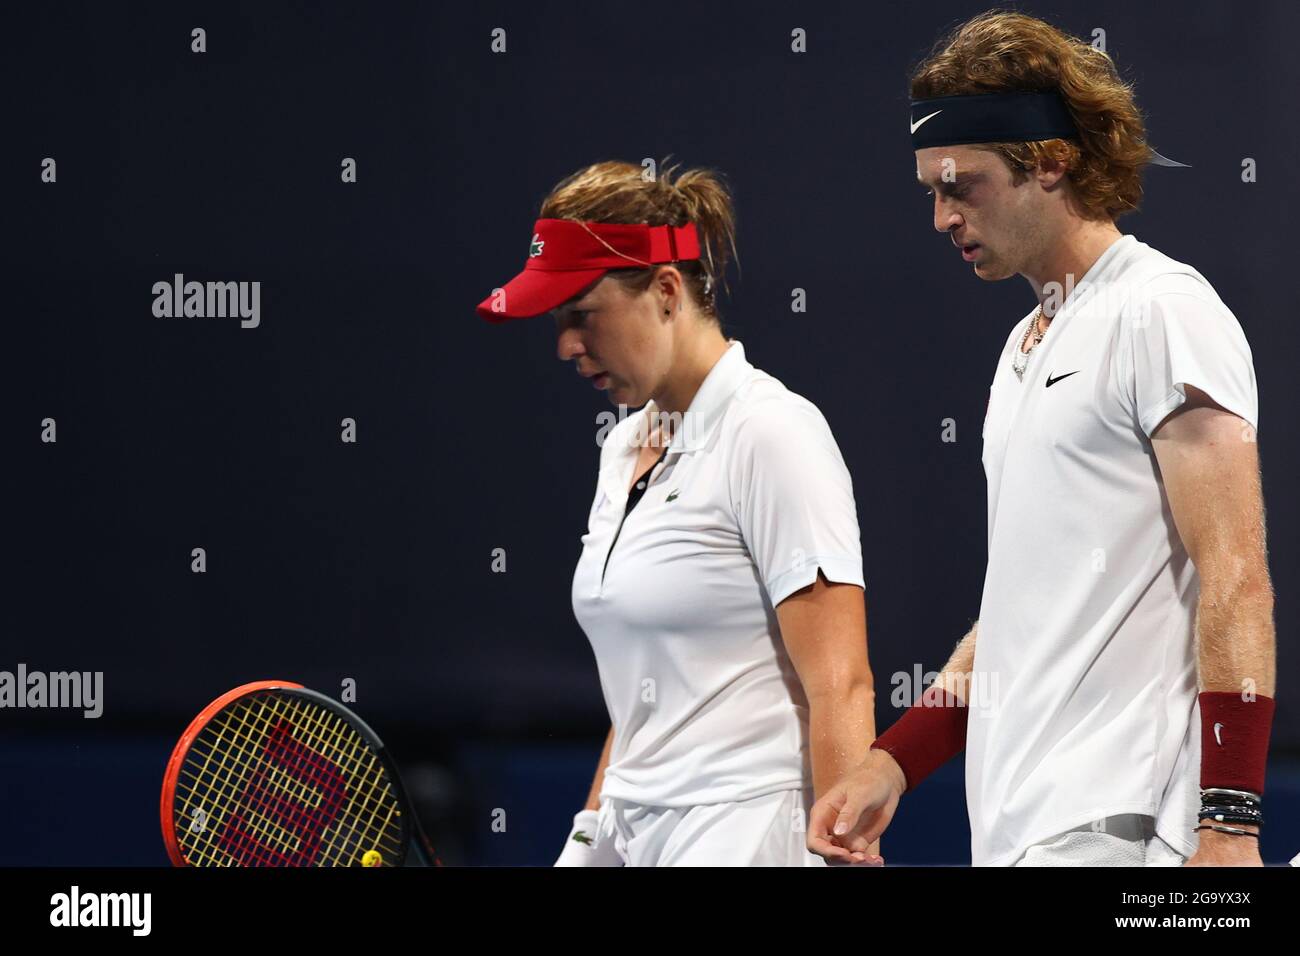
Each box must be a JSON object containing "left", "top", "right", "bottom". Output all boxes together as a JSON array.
[{"left": 9, "top": 0, "right": 1298, "bottom": 865}]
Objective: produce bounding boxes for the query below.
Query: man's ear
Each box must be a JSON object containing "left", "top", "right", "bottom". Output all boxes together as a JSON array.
[{"left": 1035, "top": 154, "right": 1070, "bottom": 190}]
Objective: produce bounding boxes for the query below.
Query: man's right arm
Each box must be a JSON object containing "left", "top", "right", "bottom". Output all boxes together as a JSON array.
[
  {"left": 933, "top": 621, "right": 978, "bottom": 703},
  {"left": 872, "top": 619, "right": 977, "bottom": 793},
  {"left": 806, "top": 621, "right": 977, "bottom": 863}
]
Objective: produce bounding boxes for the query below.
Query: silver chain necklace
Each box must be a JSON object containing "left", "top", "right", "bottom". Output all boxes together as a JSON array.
[{"left": 1012, "top": 305, "right": 1048, "bottom": 380}]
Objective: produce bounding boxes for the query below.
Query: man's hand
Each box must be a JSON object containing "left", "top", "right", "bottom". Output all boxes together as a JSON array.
[
  {"left": 1184, "top": 825, "right": 1263, "bottom": 867},
  {"left": 807, "top": 749, "right": 906, "bottom": 865}
]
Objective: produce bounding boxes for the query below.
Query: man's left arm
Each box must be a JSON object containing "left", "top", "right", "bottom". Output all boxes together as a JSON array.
[{"left": 1151, "top": 384, "right": 1276, "bottom": 866}]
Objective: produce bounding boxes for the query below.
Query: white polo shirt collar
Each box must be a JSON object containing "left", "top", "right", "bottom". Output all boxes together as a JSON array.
[
  {"left": 661, "top": 338, "right": 753, "bottom": 453},
  {"left": 598, "top": 340, "right": 752, "bottom": 506}
]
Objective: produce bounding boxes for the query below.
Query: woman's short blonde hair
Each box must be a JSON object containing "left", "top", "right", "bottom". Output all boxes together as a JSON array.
[{"left": 539, "top": 159, "right": 738, "bottom": 321}]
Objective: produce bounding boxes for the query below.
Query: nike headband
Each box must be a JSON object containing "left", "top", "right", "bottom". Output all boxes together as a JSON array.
[
  {"left": 477, "top": 219, "right": 702, "bottom": 322},
  {"left": 909, "top": 91, "right": 1079, "bottom": 150}
]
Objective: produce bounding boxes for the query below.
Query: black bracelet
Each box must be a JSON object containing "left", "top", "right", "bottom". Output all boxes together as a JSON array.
[
  {"left": 1200, "top": 806, "right": 1264, "bottom": 825},
  {"left": 1195, "top": 824, "right": 1259, "bottom": 839},
  {"left": 1196, "top": 806, "right": 1258, "bottom": 822},
  {"left": 1201, "top": 815, "right": 1265, "bottom": 829},
  {"left": 1200, "top": 788, "right": 1262, "bottom": 809},
  {"left": 1196, "top": 790, "right": 1258, "bottom": 806},
  {"left": 1200, "top": 804, "right": 1263, "bottom": 815}
]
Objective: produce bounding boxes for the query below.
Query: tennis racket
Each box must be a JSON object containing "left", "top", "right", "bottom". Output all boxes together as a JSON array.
[{"left": 161, "top": 680, "right": 439, "bottom": 867}]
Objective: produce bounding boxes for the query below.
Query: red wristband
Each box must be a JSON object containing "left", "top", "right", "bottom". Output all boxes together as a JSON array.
[
  {"left": 870, "top": 683, "right": 968, "bottom": 792},
  {"left": 1199, "top": 691, "right": 1275, "bottom": 795}
]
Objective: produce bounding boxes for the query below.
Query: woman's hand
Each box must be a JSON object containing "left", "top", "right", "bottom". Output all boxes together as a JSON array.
[
  {"left": 807, "top": 750, "right": 906, "bottom": 865},
  {"left": 553, "top": 808, "right": 623, "bottom": 866}
]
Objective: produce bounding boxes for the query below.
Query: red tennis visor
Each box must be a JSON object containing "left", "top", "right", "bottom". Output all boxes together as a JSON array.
[{"left": 476, "top": 218, "right": 702, "bottom": 322}]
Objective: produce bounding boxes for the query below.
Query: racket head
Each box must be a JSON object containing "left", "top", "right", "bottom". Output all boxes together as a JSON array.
[{"left": 161, "top": 680, "right": 420, "bottom": 867}]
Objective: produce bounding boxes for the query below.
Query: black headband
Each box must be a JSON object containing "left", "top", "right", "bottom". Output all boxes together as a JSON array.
[{"left": 909, "top": 91, "right": 1079, "bottom": 150}]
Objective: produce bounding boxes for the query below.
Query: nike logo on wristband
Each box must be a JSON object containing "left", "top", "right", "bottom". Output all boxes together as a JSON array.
[{"left": 1214, "top": 722, "right": 1224, "bottom": 746}]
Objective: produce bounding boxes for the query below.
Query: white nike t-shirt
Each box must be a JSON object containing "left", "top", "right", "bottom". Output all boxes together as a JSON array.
[
  {"left": 571, "top": 339, "right": 865, "bottom": 807},
  {"left": 970, "top": 234, "right": 1259, "bottom": 865}
]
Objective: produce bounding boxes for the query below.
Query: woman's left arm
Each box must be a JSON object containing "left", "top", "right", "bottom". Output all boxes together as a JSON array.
[{"left": 776, "top": 570, "right": 876, "bottom": 799}]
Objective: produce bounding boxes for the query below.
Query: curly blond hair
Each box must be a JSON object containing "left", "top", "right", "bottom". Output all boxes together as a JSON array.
[{"left": 910, "top": 10, "right": 1152, "bottom": 220}]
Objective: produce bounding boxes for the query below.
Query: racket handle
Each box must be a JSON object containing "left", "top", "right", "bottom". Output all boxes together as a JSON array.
[{"left": 409, "top": 828, "right": 442, "bottom": 867}]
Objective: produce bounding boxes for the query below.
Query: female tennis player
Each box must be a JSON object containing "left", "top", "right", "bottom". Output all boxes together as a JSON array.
[{"left": 477, "top": 160, "right": 880, "bottom": 866}]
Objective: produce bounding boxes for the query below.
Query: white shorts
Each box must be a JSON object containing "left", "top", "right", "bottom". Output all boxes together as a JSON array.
[
  {"left": 597, "top": 787, "right": 826, "bottom": 867},
  {"left": 1012, "top": 814, "right": 1189, "bottom": 867}
]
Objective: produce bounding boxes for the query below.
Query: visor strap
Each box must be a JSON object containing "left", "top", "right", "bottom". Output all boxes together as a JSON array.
[{"left": 577, "top": 221, "right": 653, "bottom": 268}]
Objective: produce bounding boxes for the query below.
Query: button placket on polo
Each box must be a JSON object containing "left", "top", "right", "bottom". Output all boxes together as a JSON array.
[{"left": 598, "top": 446, "right": 671, "bottom": 593}]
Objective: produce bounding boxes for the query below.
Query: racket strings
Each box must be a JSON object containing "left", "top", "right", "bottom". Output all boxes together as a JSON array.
[
  {"left": 181, "top": 693, "right": 401, "bottom": 866},
  {"left": 193, "top": 695, "right": 389, "bottom": 841},
  {"left": 173, "top": 691, "right": 406, "bottom": 866},
  {"left": 179, "top": 693, "right": 361, "bottom": 865},
  {"left": 216, "top": 702, "right": 354, "bottom": 865},
  {"left": 179, "top": 693, "right": 346, "bottom": 865},
  {"left": 206, "top": 694, "right": 401, "bottom": 866},
  {"left": 228, "top": 713, "right": 344, "bottom": 863}
]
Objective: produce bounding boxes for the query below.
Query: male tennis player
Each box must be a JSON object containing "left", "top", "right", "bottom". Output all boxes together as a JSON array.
[
  {"left": 478, "top": 160, "right": 877, "bottom": 866},
  {"left": 809, "top": 11, "right": 1276, "bottom": 866}
]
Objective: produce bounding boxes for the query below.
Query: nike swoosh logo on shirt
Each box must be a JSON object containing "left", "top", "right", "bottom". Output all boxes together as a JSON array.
[
  {"left": 910, "top": 110, "right": 942, "bottom": 134},
  {"left": 1045, "top": 371, "right": 1081, "bottom": 388},
  {"left": 1214, "top": 722, "right": 1224, "bottom": 746}
]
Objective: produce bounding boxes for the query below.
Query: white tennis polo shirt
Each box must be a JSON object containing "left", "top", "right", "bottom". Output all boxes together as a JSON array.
[
  {"left": 970, "top": 234, "right": 1259, "bottom": 865},
  {"left": 571, "top": 339, "right": 865, "bottom": 807}
]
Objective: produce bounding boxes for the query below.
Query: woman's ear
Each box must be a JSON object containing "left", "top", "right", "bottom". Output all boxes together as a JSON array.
[{"left": 653, "top": 266, "right": 684, "bottom": 315}]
